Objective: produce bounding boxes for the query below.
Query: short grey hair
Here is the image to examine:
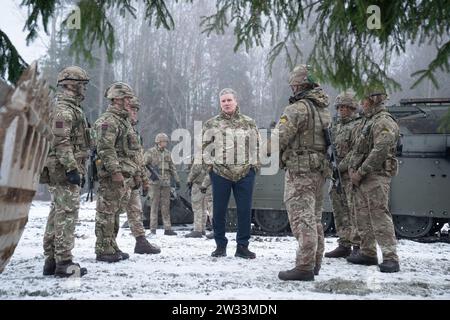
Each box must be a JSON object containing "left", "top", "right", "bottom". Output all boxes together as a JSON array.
[{"left": 219, "top": 88, "right": 238, "bottom": 100}]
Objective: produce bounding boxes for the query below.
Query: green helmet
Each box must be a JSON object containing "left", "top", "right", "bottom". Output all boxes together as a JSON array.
[
  {"left": 57, "top": 66, "right": 90, "bottom": 86},
  {"left": 362, "top": 84, "right": 387, "bottom": 100},
  {"left": 288, "top": 64, "right": 318, "bottom": 86},
  {"left": 335, "top": 91, "right": 358, "bottom": 109},
  {"left": 104, "top": 82, "right": 135, "bottom": 100},
  {"left": 155, "top": 133, "right": 169, "bottom": 143}
]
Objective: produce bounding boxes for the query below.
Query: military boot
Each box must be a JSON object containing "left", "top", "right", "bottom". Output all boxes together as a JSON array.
[
  {"left": 379, "top": 260, "right": 400, "bottom": 273},
  {"left": 278, "top": 268, "right": 314, "bottom": 281},
  {"left": 43, "top": 258, "right": 56, "bottom": 276},
  {"left": 211, "top": 246, "right": 227, "bottom": 257},
  {"left": 346, "top": 252, "right": 378, "bottom": 265},
  {"left": 164, "top": 229, "right": 177, "bottom": 236},
  {"left": 185, "top": 231, "right": 202, "bottom": 238},
  {"left": 235, "top": 245, "right": 256, "bottom": 259},
  {"left": 325, "top": 245, "right": 351, "bottom": 258},
  {"left": 134, "top": 236, "right": 161, "bottom": 254},
  {"left": 96, "top": 252, "right": 122, "bottom": 263},
  {"left": 349, "top": 246, "right": 360, "bottom": 258},
  {"left": 116, "top": 250, "right": 130, "bottom": 260},
  {"left": 55, "top": 260, "right": 87, "bottom": 278},
  {"left": 206, "top": 232, "right": 214, "bottom": 240}
]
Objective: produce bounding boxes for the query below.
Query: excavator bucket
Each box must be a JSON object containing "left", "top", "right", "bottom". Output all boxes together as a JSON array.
[{"left": 0, "top": 62, "right": 53, "bottom": 273}]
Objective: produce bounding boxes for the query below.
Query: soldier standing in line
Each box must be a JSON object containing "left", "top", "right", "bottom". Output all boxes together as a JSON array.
[
  {"left": 185, "top": 160, "right": 213, "bottom": 238},
  {"left": 325, "top": 91, "right": 362, "bottom": 258},
  {"left": 94, "top": 82, "right": 140, "bottom": 263},
  {"left": 276, "top": 65, "right": 331, "bottom": 281},
  {"left": 144, "top": 133, "right": 181, "bottom": 235},
  {"left": 124, "top": 97, "right": 161, "bottom": 254},
  {"left": 42, "top": 66, "right": 90, "bottom": 277},
  {"left": 347, "top": 86, "right": 400, "bottom": 273}
]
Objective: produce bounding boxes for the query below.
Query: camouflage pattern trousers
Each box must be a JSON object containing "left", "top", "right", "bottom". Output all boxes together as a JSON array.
[
  {"left": 191, "top": 184, "right": 212, "bottom": 232},
  {"left": 125, "top": 189, "right": 145, "bottom": 238},
  {"left": 330, "top": 173, "right": 360, "bottom": 248},
  {"left": 149, "top": 184, "right": 171, "bottom": 230},
  {"left": 284, "top": 170, "right": 326, "bottom": 271},
  {"left": 353, "top": 174, "right": 398, "bottom": 262},
  {"left": 43, "top": 184, "right": 80, "bottom": 263},
  {"left": 95, "top": 176, "right": 133, "bottom": 255}
]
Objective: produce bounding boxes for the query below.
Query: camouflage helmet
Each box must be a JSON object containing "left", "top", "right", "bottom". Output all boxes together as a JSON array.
[
  {"left": 129, "top": 96, "right": 141, "bottom": 110},
  {"left": 362, "top": 84, "right": 388, "bottom": 104},
  {"left": 104, "top": 82, "right": 135, "bottom": 100},
  {"left": 335, "top": 91, "right": 358, "bottom": 109},
  {"left": 57, "top": 66, "right": 90, "bottom": 86},
  {"left": 288, "top": 64, "right": 318, "bottom": 86},
  {"left": 155, "top": 133, "right": 169, "bottom": 143}
]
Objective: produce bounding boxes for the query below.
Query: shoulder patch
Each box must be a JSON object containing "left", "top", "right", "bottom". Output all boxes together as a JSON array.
[
  {"left": 101, "top": 123, "right": 109, "bottom": 130},
  {"left": 279, "top": 115, "right": 289, "bottom": 124},
  {"left": 55, "top": 121, "right": 64, "bottom": 129}
]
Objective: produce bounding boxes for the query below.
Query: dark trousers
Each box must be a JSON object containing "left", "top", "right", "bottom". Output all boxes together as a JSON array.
[{"left": 210, "top": 169, "right": 255, "bottom": 248}]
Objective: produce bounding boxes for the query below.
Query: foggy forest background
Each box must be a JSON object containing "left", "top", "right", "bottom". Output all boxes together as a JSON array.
[{"left": 39, "top": 0, "right": 450, "bottom": 150}]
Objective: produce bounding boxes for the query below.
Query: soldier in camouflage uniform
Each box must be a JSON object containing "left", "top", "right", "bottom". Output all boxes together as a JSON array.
[
  {"left": 276, "top": 65, "right": 331, "bottom": 281},
  {"left": 94, "top": 82, "right": 142, "bottom": 263},
  {"left": 202, "top": 88, "right": 261, "bottom": 259},
  {"left": 124, "top": 97, "right": 161, "bottom": 254},
  {"left": 347, "top": 87, "right": 400, "bottom": 273},
  {"left": 144, "top": 133, "right": 180, "bottom": 235},
  {"left": 185, "top": 161, "right": 213, "bottom": 238},
  {"left": 42, "top": 66, "right": 90, "bottom": 277},
  {"left": 325, "top": 91, "right": 362, "bottom": 258}
]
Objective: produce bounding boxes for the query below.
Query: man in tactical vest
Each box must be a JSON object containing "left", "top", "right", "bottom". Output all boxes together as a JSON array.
[
  {"left": 276, "top": 65, "right": 331, "bottom": 281},
  {"left": 144, "top": 133, "right": 181, "bottom": 235},
  {"left": 325, "top": 91, "right": 362, "bottom": 258},
  {"left": 94, "top": 82, "right": 141, "bottom": 262},
  {"left": 347, "top": 86, "right": 400, "bottom": 273},
  {"left": 42, "top": 66, "right": 90, "bottom": 277},
  {"left": 125, "top": 97, "right": 161, "bottom": 254}
]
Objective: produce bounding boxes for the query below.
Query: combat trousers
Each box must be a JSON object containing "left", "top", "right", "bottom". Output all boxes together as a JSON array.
[
  {"left": 125, "top": 189, "right": 146, "bottom": 238},
  {"left": 330, "top": 173, "right": 360, "bottom": 247},
  {"left": 43, "top": 184, "right": 80, "bottom": 263},
  {"left": 191, "top": 184, "right": 213, "bottom": 233},
  {"left": 353, "top": 174, "right": 398, "bottom": 262},
  {"left": 95, "top": 176, "right": 132, "bottom": 255},
  {"left": 149, "top": 184, "right": 171, "bottom": 230},
  {"left": 284, "top": 170, "right": 325, "bottom": 272}
]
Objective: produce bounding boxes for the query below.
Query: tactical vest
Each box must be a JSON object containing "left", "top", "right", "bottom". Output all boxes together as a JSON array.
[
  {"left": 282, "top": 99, "right": 331, "bottom": 174},
  {"left": 352, "top": 110, "right": 399, "bottom": 176}
]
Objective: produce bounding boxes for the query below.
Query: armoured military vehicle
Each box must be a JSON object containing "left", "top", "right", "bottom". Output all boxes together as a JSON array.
[
  {"left": 0, "top": 63, "right": 53, "bottom": 273},
  {"left": 142, "top": 98, "right": 450, "bottom": 239}
]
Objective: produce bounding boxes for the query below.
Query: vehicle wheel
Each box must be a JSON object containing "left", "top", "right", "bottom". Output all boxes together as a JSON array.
[
  {"left": 254, "top": 210, "right": 290, "bottom": 233},
  {"left": 393, "top": 215, "right": 433, "bottom": 238}
]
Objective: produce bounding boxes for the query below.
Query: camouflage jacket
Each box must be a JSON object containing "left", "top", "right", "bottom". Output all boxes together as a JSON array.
[
  {"left": 276, "top": 88, "right": 331, "bottom": 175},
  {"left": 94, "top": 105, "right": 141, "bottom": 177},
  {"left": 46, "top": 92, "right": 90, "bottom": 175},
  {"left": 332, "top": 114, "right": 362, "bottom": 173},
  {"left": 349, "top": 104, "right": 400, "bottom": 177},
  {"left": 202, "top": 106, "right": 261, "bottom": 182},
  {"left": 144, "top": 146, "right": 180, "bottom": 186},
  {"left": 131, "top": 126, "right": 150, "bottom": 186},
  {"left": 187, "top": 163, "right": 211, "bottom": 188}
]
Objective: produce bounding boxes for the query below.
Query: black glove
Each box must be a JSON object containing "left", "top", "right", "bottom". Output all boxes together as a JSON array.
[
  {"left": 66, "top": 169, "right": 81, "bottom": 186},
  {"left": 186, "top": 181, "right": 193, "bottom": 190},
  {"left": 175, "top": 181, "right": 181, "bottom": 190},
  {"left": 200, "top": 186, "right": 207, "bottom": 194},
  {"left": 81, "top": 176, "right": 86, "bottom": 188}
]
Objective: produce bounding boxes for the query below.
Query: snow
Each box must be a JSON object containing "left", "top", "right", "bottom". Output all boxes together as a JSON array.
[{"left": 1, "top": 200, "right": 449, "bottom": 300}]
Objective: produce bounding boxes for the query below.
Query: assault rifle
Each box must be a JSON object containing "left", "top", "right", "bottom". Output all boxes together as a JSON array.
[
  {"left": 85, "top": 148, "right": 97, "bottom": 202},
  {"left": 323, "top": 127, "right": 343, "bottom": 194}
]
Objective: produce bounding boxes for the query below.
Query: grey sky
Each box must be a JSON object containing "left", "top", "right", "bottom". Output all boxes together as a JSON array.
[{"left": 0, "top": 0, "right": 49, "bottom": 64}]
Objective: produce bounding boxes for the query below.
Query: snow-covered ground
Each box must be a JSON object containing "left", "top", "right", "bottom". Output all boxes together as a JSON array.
[{"left": 1, "top": 200, "right": 449, "bottom": 300}]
